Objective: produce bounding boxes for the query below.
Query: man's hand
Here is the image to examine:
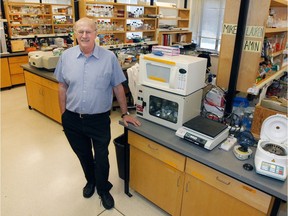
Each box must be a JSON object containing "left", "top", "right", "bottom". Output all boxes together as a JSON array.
[{"left": 122, "top": 115, "right": 141, "bottom": 127}]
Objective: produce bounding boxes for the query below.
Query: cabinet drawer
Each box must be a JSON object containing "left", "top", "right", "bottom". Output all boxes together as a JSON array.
[
  {"left": 24, "top": 71, "right": 58, "bottom": 91},
  {"left": 9, "top": 56, "right": 28, "bottom": 75},
  {"left": 11, "top": 74, "right": 25, "bottom": 85},
  {"left": 25, "top": 71, "right": 43, "bottom": 83},
  {"left": 9, "top": 63, "right": 24, "bottom": 74},
  {"left": 41, "top": 78, "right": 58, "bottom": 90},
  {"left": 185, "top": 158, "right": 273, "bottom": 214},
  {"left": 128, "top": 131, "right": 185, "bottom": 171},
  {"left": 8, "top": 56, "right": 28, "bottom": 64}
]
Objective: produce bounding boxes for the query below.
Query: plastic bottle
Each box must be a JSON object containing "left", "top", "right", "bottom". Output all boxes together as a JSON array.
[
  {"left": 139, "top": 8, "right": 143, "bottom": 17},
  {"left": 95, "top": 36, "right": 100, "bottom": 46}
]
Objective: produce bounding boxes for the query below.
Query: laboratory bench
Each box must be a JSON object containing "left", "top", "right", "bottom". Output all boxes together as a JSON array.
[
  {"left": 21, "top": 64, "right": 287, "bottom": 215},
  {"left": 119, "top": 118, "right": 287, "bottom": 216},
  {"left": 1, "top": 52, "right": 29, "bottom": 88},
  {"left": 21, "top": 63, "right": 136, "bottom": 123},
  {"left": 21, "top": 64, "right": 61, "bottom": 123}
]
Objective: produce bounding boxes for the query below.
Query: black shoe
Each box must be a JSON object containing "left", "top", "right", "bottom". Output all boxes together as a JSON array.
[
  {"left": 99, "top": 192, "right": 114, "bottom": 209},
  {"left": 83, "top": 183, "right": 95, "bottom": 198}
]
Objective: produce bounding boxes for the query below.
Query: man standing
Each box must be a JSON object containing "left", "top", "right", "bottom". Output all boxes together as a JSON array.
[{"left": 54, "top": 17, "right": 140, "bottom": 210}]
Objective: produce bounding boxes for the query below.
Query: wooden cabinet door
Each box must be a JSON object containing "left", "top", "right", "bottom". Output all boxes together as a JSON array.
[
  {"left": 25, "top": 78, "right": 45, "bottom": 113},
  {"left": 181, "top": 158, "right": 273, "bottom": 216},
  {"left": 24, "top": 71, "right": 61, "bottom": 123},
  {"left": 181, "top": 174, "right": 270, "bottom": 216},
  {"left": 1, "top": 58, "right": 12, "bottom": 88},
  {"left": 42, "top": 85, "right": 61, "bottom": 123},
  {"left": 130, "top": 145, "right": 184, "bottom": 216}
]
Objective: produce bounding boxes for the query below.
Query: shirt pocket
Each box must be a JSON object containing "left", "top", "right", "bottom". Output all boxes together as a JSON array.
[{"left": 94, "top": 74, "right": 111, "bottom": 89}]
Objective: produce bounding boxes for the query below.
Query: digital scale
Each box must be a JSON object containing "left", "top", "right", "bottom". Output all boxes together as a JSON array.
[
  {"left": 176, "top": 116, "right": 229, "bottom": 150},
  {"left": 254, "top": 114, "right": 287, "bottom": 181}
]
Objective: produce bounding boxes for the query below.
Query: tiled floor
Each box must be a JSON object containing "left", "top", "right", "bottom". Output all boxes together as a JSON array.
[
  {"left": 1, "top": 85, "right": 168, "bottom": 216},
  {"left": 1, "top": 86, "right": 287, "bottom": 216}
]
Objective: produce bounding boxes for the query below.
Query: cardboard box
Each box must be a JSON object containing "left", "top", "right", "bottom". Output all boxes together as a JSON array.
[
  {"left": 11, "top": 40, "right": 25, "bottom": 52},
  {"left": 251, "top": 105, "right": 287, "bottom": 138}
]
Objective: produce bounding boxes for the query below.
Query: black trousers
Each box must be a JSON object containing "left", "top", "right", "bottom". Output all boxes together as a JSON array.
[{"left": 62, "top": 110, "right": 113, "bottom": 195}]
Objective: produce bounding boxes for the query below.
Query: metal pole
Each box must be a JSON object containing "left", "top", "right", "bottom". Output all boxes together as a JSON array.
[
  {"left": 184, "top": 0, "right": 188, "bottom": 9},
  {"left": 224, "top": 0, "right": 250, "bottom": 115},
  {"left": 74, "top": 0, "right": 79, "bottom": 21}
]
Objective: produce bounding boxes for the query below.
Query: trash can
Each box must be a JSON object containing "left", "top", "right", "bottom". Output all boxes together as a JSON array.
[{"left": 113, "top": 134, "right": 126, "bottom": 180}]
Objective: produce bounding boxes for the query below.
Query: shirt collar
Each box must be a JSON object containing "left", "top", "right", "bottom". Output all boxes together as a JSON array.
[
  {"left": 76, "top": 45, "right": 100, "bottom": 59},
  {"left": 92, "top": 45, "right": 100, "bottom": 59}
]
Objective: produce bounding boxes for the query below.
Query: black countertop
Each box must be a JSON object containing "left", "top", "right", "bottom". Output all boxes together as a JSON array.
[
  {"left": 21, "top": 62, "right": 138, "bottom": 81},
  {"left": 1, "top": 52, "right": 28, "bottom": 58},
  {"left": 22, "top": 64, "right": 57, "bottom": 82},
  {"left": 120, "top": 118, "right": 287, "bottom": 201}
]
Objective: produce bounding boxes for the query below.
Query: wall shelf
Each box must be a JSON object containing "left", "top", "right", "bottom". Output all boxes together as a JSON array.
[
  {"left": 79, "top": 1, "right": 191, "bottom": 46},
  {"left": 266, "top": 27, "right": 287, "bottom": 34},
  {"left": 4, "top": 1, "right": 74, "bottom": 38},
  {"left": 157, "top": 30, "right": 192, "bottom": 46},
  {"left": 79, "top": 1, "right": 158, "bottom": 45},
  {"left": 10, "top": 33, "right": 72, "bottom": 39},
  {"left": 270, "top": 0, "right": 288, "bottom": 7},
  {"left": 217, "top": 0, "right": 287, "bottom": 94},
  {"left": 248, "top": 67, "right": 287, "bottom": 95}
]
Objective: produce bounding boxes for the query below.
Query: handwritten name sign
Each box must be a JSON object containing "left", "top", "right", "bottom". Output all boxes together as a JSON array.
[
  {"left": 222, "top": 23, "right": 264, "bottom": 52},
  {"left": 222, "top": 23, "right": 264, "bottom": 38},
  {"left": 243, "top": 40, "right": 262, "bottom": 52},
  {"left": 222, "top": 23, "right": 237, "bottom": 35}
]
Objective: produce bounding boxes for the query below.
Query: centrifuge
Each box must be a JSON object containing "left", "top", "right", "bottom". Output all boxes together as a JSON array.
[{"left": 254, "top": 114, "right": 287, "bottom": 181}]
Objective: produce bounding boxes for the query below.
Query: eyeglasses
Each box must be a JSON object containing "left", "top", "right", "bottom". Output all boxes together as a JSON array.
[{"left": 77, "top": 30, "right": 96, "bottom": 35}]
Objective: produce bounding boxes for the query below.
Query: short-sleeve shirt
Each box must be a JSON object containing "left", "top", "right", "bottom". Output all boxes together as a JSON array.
[{"left": 54, "top": 45, "right": 126, "bottom": 114}]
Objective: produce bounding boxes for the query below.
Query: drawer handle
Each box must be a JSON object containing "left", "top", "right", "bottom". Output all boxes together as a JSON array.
[
  {"left": 148, "top": 144, "right": 158, "bottom": 151},
  {"left": 185, "top": 181, "right": 190, "bottom": 192},
  {"left": 216, "top": 176, "right": 231, "bottom": 185},
  {"left": 177, "top": 176, "right": 180, "bottom": 187}
]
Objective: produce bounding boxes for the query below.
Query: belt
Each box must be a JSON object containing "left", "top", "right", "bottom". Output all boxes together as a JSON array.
[{"left": 66, "top": 110, "right": 110, "bottom": 119}]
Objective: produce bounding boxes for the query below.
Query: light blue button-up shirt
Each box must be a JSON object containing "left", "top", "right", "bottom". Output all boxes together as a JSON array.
[{"left": 54, "top": 45, "right": 126, "bottom": 114}]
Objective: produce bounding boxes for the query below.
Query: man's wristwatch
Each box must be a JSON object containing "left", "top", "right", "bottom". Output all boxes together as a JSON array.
[{"left": 121, "top": 111, "right": 130, "bottom": 118}]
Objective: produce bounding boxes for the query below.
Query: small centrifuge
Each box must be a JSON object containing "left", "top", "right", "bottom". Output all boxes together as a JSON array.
[{"left": 254, "top": 114, "right": 288, "bottom": 181}]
